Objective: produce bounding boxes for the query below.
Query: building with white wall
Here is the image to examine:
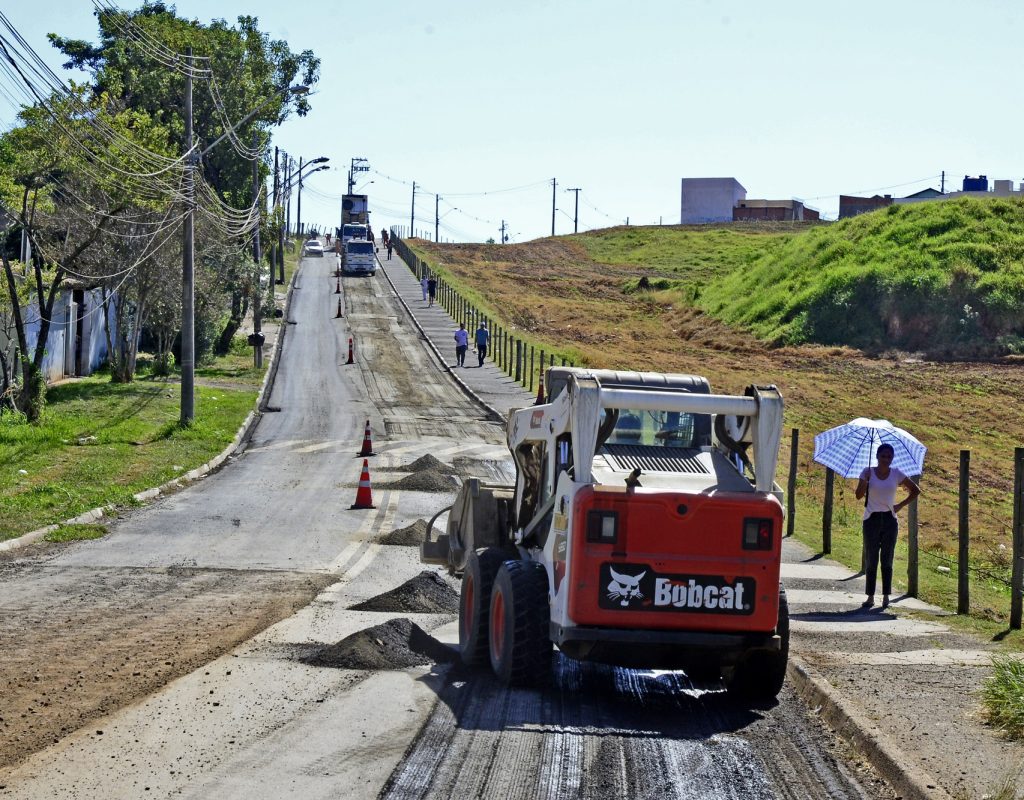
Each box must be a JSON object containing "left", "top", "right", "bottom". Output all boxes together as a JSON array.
[{"left": 680, "top": 178, "right": 746, "bottom": 224}]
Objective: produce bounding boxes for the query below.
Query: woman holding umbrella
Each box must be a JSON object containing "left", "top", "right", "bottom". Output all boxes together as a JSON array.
[{"left": 855, "top": 443, "right": 920, "bottom": 609}]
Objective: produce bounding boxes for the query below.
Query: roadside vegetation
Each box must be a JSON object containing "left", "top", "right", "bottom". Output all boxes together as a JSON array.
[
  {"left": 0, "top": 336, "right": 261, "bottom": 541},
  {"left": 983, "top": 654, "right": 1024, "bottom": 738},
  {"left": 407, "top": 207, "right": 1024, "bottom": 644}
]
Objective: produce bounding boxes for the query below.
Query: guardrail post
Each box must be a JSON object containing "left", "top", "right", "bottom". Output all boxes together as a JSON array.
[
  {"left": 822, "top": 468, "right": 834, "bottom": 554},
  {"left": 515, "top": 339, "right": 522, "bottom": 383},
  {"left": 1011, "top": 447, "right": 1024, "bottom": 629},
  {"left": 786, "top": 428, "right": 798, "bottom": 537},
  {"left": 958, "top": 449, "right": 970, "bottom": 615},
  {"left": 529, "top": 346, "right": 535, "bottom": 391},
  {"left": 907, "top": 474, "right": 920, "bottom": 598}
]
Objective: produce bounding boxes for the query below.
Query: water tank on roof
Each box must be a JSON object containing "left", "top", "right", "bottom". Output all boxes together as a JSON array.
[{"left": 962, "top": 175, "right": 989, "bottom": 192}]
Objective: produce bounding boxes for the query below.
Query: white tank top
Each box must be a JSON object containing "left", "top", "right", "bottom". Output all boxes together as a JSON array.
[{"left": 860, "top": 466, "right": 906, "bottom": 519}]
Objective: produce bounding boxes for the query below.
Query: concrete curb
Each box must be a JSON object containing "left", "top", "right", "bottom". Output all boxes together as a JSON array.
[
  {"left": 376, "top": 255, "right": 506, "bottom": 423},
  {"left": 786, "top": 655, "right": 953, "bottom": 800},
  {"left": 0, "top": 268, "right": 299, "bottom": 555}
]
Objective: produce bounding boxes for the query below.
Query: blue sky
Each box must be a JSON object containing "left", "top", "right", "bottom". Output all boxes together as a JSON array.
[{"left": 5, "top": 1, "right": 1022, "bottom": 240}]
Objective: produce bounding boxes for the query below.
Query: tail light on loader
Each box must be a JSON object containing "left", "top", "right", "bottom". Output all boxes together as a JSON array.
[{"left": 742, "top": 518, "right": 773, "bottom": 551}]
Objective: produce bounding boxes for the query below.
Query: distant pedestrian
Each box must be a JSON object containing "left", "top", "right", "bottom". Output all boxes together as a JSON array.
[
  {"left": 454, "top": 322, "right": 469, "bottom": 367},
  {"left": 475, "top": 321, "right": 490, "bottom": 367},
  {"left": 427, "top": 276, "right": 437, "bottom": 306},
  {"left": 855, "top": 443, "right": 920, "bottom": 610},
  {"left": 325, "top": 231, "right": 331, "bottom": 245},
  {"left": 381, "top": 229, "right": 389, "bottom": 248},
  {"left": 420, "top": 275, "right": 429, "bottom": 302},
  {"left": 386, "top": 239, "right": 394, "bottom": 261}
]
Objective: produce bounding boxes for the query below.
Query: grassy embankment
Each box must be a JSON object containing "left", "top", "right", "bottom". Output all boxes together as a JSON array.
[{"left": 407, "top": 203, "right": 1024, "bottom": 644}]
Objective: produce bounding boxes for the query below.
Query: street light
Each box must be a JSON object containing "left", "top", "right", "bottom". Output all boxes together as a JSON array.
[
  {"left": 296, "top": 156, "right": 329, "bottom": 237},
  {"left": 180, "top": 66, "right": 310, "bottom": 426}
]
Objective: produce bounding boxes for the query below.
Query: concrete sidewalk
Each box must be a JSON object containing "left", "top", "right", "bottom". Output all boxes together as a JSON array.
[{"left": 377, "top": 249, "right": 1021, "bottom": 800}]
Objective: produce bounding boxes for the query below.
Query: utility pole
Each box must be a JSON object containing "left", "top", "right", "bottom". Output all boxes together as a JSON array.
[
  {"left": 565, "top": 187, "right": 581, "bottom": 233},
  {"left": 435, "top": 194, "right": 439, "bottom": 242},
  {"left": 252, "top": 132, "right": 263, "bottom": 368},
  {"left": 941, "top": 170, "right": 945, "bottom": 194},
  {"left": 272, "top": 147, "right": 281, "bottom": 284},
  {"left": 410, "top": 181, "right": 416, "bottom": 237},
  {"left": 180, "top": 47, "right": 195, "bottom": 425},
  {"left": 285, "top": 157, "right": 293, "bottom": 237},
  {"left": 500, "top": 220, "right": 508, "bottom": 244},
  {"left": 551, "top": 177, "right": 557, "bottom": 237},
  {"left": 296, "top": 156, "right": 304, "bottom": 237},
  {"left": 348, "top": 157, "right": 369, "bottom": 193}
]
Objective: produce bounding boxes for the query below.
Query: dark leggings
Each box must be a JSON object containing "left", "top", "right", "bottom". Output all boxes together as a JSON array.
[{"left": 863, "top": 512, "right": 898, "bottom": 596}]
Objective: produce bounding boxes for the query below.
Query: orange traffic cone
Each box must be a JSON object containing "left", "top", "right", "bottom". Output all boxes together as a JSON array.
[
  {"left": 334, "top": 276, "right": 341, "bottom": 294},
  {"left": 335, "top": 297, "right": 343, "bottom": 318},
  {"left": 358, "top": 419, "right": 375, "bottom": 456},
  {"left": 350, "top": 459, "right": 376, "bottom": 509},
  {"left": 346, "top": 338, "right": 354, "bottom": 364},
  {"left": 535, "top": 375, "right": 545, "bottom": 405}
]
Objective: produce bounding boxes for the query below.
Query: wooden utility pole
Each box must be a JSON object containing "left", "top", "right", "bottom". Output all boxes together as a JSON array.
[
  {"left": 551, "top": 178, "right": 557, "bottom": 236},
  {"left": 410, "top": 181, "right": 416, "bottom": 238},
  {"left": 180, "top": 47, "right": 195, "bottom": 425},
  {"left": 958, "top": 450, "right": 970, "bottom": 614},
  {"left": 565, "top": 187, "right": 581, "bottom": 233}
]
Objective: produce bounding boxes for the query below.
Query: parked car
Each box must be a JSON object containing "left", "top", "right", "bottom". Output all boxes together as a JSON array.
[{"left": 304, "top": 239, "right": 324, "bottom": 257}]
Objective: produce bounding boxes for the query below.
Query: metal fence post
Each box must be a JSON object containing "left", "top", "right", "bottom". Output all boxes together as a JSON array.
[
  {"left": 515, "top": 339, "right": 522, "bottom": 383},
  {"left": 907, "top": 474, "right": 920, "bottom": 598},
  {"left": 529, "top": 346, "right": 535, "bottom": 391},
  {"left": 958, "top": 449, "right": 970, "bottom": 615},
  {"left": 822, "top": 468, "right": 834, "bottom": 554},
  {"left": 786, "top": 428, "right": 798, "bottom": 537},
  {"left": 1012, "top": 448, "right": 1024, "bottom": 628}
]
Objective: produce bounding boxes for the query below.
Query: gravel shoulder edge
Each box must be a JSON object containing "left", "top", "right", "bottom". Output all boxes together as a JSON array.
[
  {"left": 787, "top": 655, "right": 953, "bottom": 800},
  {"left": 0, "top": 268, "right": 299, "bottom": 554}
]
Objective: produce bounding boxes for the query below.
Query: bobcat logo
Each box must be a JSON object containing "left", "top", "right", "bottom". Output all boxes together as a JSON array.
[{"left": 606, "top": 567, "right": 646, "bottom": 607}]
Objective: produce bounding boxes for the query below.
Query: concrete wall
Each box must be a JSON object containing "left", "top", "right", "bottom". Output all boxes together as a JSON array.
[
  {"left": 839, "top": 194, "right": 893, "bottom": 219},
  {"left": 680, "top": 178, "right": 746, "bottom": 224}
]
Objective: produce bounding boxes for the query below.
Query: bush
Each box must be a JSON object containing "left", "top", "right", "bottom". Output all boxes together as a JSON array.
[{"left": 982, "top": 654, "right": 1024, "bottom": 739}]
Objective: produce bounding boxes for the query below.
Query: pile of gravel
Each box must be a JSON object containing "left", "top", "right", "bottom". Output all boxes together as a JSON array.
[
  {"left": 394, "top": 454, "right": 454, "bottom": 473},
  {"left": 350, "top": 571, "right": 458, "bottom": 613},
  {"left": 303, "top": 618, "right": 456, "bottom": 670},
  {"left": 381, "top": 469, "right": 457, "bottom": 492},
  {"left": 377, "top": 519, "right": 429, "bottom": 546}
]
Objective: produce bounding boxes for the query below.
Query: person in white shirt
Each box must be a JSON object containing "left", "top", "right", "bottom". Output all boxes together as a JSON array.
[
  {"left": 854, "top": 443, "right": 920, "bottom": 610},
  {"left": 420, "top": 275, "right": 429, "bottom": 302},
  {"left": 453, "top": 322, "right": 469, "bottom": 367}
]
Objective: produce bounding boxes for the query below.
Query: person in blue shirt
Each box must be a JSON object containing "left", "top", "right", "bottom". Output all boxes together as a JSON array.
[{"left": 474, "top": 322, "right": 490, "bottom": 367}]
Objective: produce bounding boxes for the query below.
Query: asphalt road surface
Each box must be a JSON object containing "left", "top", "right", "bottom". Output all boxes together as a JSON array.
[{"left": 0, "top": 253, "right": 894, "bottom": 799}]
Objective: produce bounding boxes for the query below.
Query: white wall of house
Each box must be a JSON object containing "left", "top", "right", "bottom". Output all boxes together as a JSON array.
[{"left": 680, "top": 178, "right": 747, "bottom": 224}]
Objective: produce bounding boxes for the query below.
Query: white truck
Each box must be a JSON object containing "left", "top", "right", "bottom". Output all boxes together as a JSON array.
[{"left": 342, "top": 238, "right": 376, "bottom": 276}]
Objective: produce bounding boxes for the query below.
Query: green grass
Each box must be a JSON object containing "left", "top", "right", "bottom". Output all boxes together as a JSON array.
[
  {"left": 982, "top": 654, "right": 1024, "bottom": 738},
  {"left": 698, "top": 198, "right": 1024, "bottom": 356},
  {"left": 45, "top": 523, "right": 108, "bottom": 542},
  {"left": 0, "top": 349, "right": 260, "bottom": 541}
]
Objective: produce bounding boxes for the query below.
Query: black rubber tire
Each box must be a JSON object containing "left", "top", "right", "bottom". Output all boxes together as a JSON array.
[
  {"left": 459, "top": 548, "right": 506, "bottom": 667},
  {"left": 489, "top": 560, "right": 553, "bottom": 687},
  {"left": 726, "top": 585, "right": 790, "bottom": 701}
]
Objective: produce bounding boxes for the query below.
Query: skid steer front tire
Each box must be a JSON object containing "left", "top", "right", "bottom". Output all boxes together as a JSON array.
[
  {"left": 460, "top": 548, "right": 506, "bottom": 667},
  {"left": 489, "top": 560, "right": 552, "bottom": 687}
]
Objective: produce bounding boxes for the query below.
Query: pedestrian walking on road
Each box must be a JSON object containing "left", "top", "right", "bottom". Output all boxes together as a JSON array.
[
  {"left": 475, "top": 321, "right": 490, "bottom": 367},
  {"left": 421, "top": 275, "right": 429, "bottom": 302},
  {"left": 381, "top": 229, "right": 389, "bottom": 249},
  {"left": 855, "top": 443, "right": 920, "bottom": 610},
  {"left": 454, "top": 322, "right": 469, "bottom": 367},
  {"left": 386, "top": 239, "right": 394, "bottom": 261},
  {"left": 427, "top": 276, "right": 437, "bottom": 306}
]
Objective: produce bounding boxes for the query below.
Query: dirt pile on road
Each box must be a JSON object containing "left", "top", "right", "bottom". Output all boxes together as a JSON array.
[
  {"left": 350, "top": 570, "right": 458, "bottom": 613},
  {"left": 306, "top": 618, "right": 456, "bottom": 670},
  {"left": 377, "top": 519, "right": 429, "bottom": 546},
  {"left": 378, "top": 454, "right": 459, "bottom": 492}
]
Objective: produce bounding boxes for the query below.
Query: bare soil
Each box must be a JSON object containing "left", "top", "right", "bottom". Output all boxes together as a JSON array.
[{"left": 0, "top": 543, "right": 333, "bottom": 772}]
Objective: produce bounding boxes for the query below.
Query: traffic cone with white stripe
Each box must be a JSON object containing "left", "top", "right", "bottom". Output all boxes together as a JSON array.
[
  {"left": 358, "top": 419, "right": 375, "bottom": 456},
  {"left": 350, "top": 459, "right": 376, "bottom": 509},
  {"left": 346, "top": 338, "right": 354, "bottom": 364},
  {"left": 535, "top": 374, "right": 545, "bottom": 405}
]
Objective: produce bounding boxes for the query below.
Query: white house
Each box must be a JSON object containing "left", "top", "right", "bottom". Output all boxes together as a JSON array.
[{"left": 680, "top": 178, "right": 747, "bottom": 224}]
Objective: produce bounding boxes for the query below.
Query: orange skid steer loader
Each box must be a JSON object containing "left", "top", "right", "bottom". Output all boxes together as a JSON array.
[{"left": 421, "top": 368, "right": 788, "bottom": 699}]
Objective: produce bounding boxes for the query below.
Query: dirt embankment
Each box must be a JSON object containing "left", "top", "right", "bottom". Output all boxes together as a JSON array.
[{"left": 0, "top": 547, "right": 333, "bottom": 772}]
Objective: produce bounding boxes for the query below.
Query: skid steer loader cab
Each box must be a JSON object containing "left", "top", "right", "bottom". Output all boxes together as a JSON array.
[{"left": 425, "top": 367, "right": 790, "bottom": 698}]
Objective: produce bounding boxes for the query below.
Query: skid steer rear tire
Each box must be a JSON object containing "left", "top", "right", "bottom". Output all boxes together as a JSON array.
[
  {"left": 489, "top": 560, "right": 552, "bottom": 687},
  {"left": 460, "top": 548, "right": 506, "bottom": 667},
  {"left": 726, "top": 585, "right": 790, "bottom": 702}
]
